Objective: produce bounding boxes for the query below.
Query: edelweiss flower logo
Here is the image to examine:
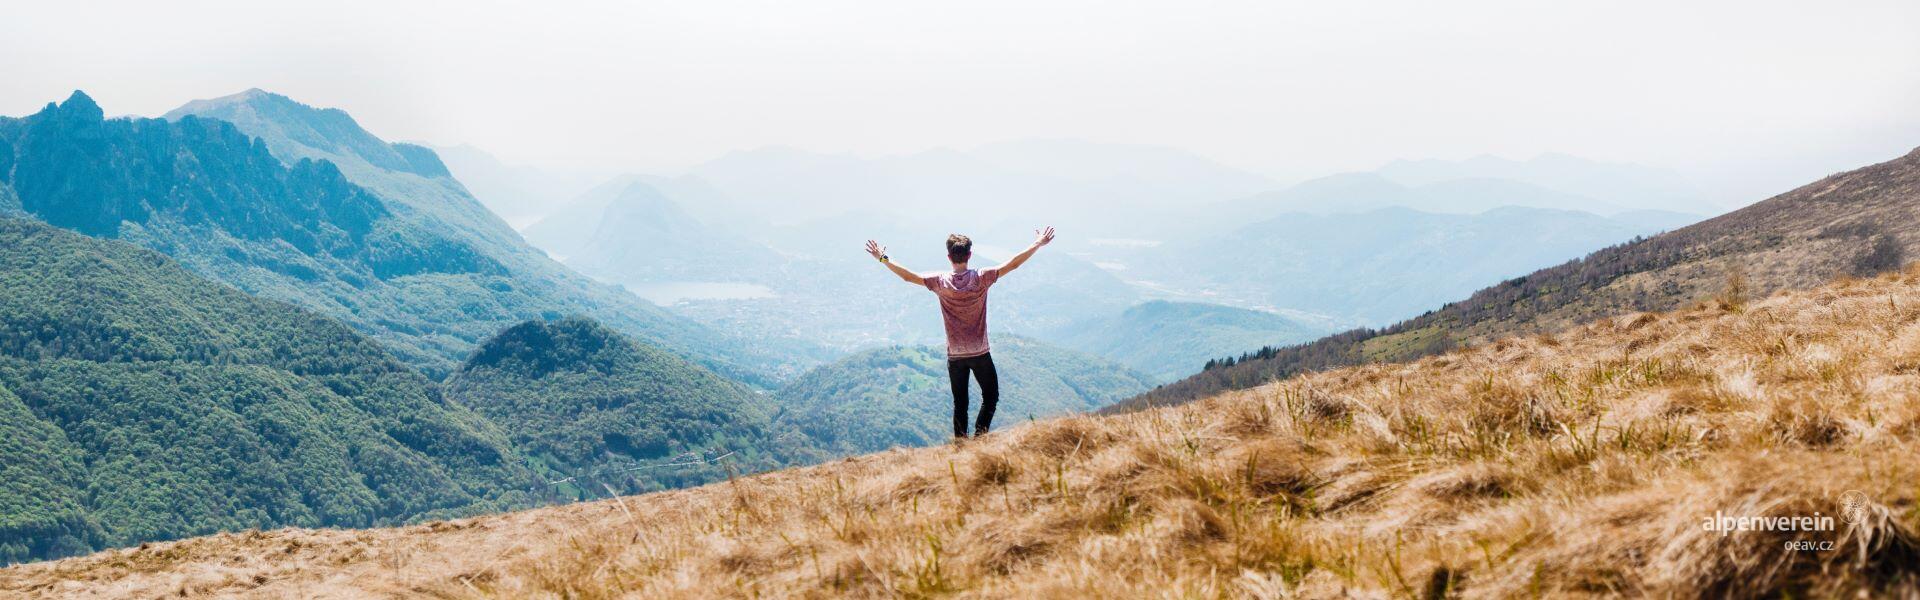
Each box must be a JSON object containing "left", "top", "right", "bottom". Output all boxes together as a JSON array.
[{"left": 1840, "top": 490, "right": 1871, "bottom": 525}]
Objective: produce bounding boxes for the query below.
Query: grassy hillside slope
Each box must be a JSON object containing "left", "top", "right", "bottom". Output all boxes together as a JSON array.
[
  {"left": 1118, "top": 145, "right": 1919, "bottom": 412},
  {"left": 12, "top": 266, "right": 1920, "bottom": 597}
]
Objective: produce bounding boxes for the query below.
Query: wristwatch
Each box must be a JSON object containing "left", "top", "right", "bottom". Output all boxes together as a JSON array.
[{"left": 879, "top": 255, "right": 890, "bottom": 263}]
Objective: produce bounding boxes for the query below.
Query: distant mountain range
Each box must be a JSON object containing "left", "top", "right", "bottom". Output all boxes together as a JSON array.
[
  {"left": 460, "top": 138, "right": 1710, "bottom": 370},
  {"left": 1113, "top": 144, "right": 1920, "bottom": 411},
  {"left": 681, "top": 142, "right": 1276, "bottom": 247},
  {"left": 521, "top": 172, "right": 735, "bottom": 245},
  {"left": 523, "top": 178, "right": 783, "bottom": 285},
  {"left": 508, "top": 164, "right": 1148, "bottom": 353},
  {"left": 653, "top": 249, "right": 1144, "bottom": 356},
  {"left": 569, "top": 182, "right": 784, "bottom": 285},
  {"left": 1374, "top": 152, "right": 1721, "bottom": 215},
  {"left": 431, "top": 144, "right": 602, "bottom": 228},
  {"left": 1229, "top": 172, "right": 1707, "bottom": 224},
  {"left": 444, "top": 138, "right": 1276, "bottom": 251},
  {"left": 1130, "top": 205, "right": 1689, "bottom": 324},
  {"left": 1048, "top": 300, "right": 1332, "bottom": 382}
]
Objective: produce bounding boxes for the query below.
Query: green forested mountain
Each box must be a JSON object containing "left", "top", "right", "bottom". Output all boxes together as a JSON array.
[
  {"left": 773, "top": 337, "right": 1153, "bottom": 456},
  {"left": 1046, "top": 300, "right": 1330, "bottom": 383},
  {"left": 0, "top": 217, "right": 541, "bottom": 564},
  {"left": 446, "top": 318, "right": 790, "bottom": 498},
  {"left": 0, "top": 385, "right": 92, "bottom": 563},
  {"left": 0, "top": 89, "right": 802, "bottom": 384}
]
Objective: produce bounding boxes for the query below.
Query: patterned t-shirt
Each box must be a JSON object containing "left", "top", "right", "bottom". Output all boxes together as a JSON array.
[{"left": 922, "top": 267, "right": 1000, "bottom": 359}]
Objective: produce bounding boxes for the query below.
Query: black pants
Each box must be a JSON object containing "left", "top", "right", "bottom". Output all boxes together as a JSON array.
[{"left": 947, "top": 353, "right": 1000, "bottom": 437}]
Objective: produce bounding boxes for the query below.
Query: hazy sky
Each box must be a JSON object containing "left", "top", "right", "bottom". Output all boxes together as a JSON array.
[{"left": 6, "top": 0, "right": 1918, "bottom": 203}]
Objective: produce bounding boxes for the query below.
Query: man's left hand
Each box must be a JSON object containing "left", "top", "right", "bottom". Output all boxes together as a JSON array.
[{"left": 1034, "top": 226, "right": 1056, "bottom": 247}]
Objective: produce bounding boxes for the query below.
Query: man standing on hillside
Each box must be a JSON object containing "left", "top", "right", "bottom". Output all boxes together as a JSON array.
[{"left": 866, "top": 227, "right": 1056, "bottom": 441}]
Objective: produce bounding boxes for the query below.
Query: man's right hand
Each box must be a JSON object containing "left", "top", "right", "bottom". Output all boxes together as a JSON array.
[{"left": 865, "top": 239, "right": 888, "bottom": 261}]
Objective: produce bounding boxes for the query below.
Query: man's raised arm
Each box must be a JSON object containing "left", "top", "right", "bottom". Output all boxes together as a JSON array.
[
  {"left": 866, "top": 239, "right": 925, "bottom": 286},
  {"left": 993, "top": 226, "right": 1056, "bottom": 276}
]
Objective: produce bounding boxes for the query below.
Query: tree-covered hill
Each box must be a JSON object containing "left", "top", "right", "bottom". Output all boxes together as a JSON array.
[
  {"left": 773, "top": 337, "right": 1153, "bottom": 456},
  {"left": 0, "top": 217, "right": 542, "bottom": 564},
  {"left": 0, "top": 89, "right": 806, "bottom": 384},
  {"left": 446, "top": 317, "right": 790, "bottom": 498}
]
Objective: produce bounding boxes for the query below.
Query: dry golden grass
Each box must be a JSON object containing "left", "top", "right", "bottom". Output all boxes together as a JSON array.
[{"left": 10, "top": 266, "right": 1920, "bottom": 598}]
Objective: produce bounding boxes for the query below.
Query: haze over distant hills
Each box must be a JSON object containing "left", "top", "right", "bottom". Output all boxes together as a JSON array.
[
  {"left": 1229, "top": 172, "right": 1706, "bottom": 226},
  {"left": 1048, "top": 300, "right": 1332, "bottom": 383},
  {"left": 449, "top": 136, "right": 1710, "bottom": 383},
  {"left": 1218, "top": 153, "right": 1716, "bottom": 228},
  {"left": 566, "top": 182, "right": 784, "bottom": 286},
  {"left": 1132, "top": 206, "right": 1690, "bottom": 325},
  {"left": 314, "top": 101, "right": 1724, "bottom": 388},
  {"left": 1375, "top": 153, "right": 1722, "bottom": 215},
  {"left": 522, "top": 178, "right": 781, "bottom": 287},
  {"left": 523, "top": 175, "right": 733, "bottom": 256},
  {"left": 431, "top": 144, "right": 602, "bottom": 228},
  {"left": 1118, "top": 144, "right": 1920, "bottom": 411},
  {"left": 681, "top": 142, "right": 1276, "bottom": 246},
  {"left": 965, "top": 139, "right": 1277, "bottom": 204},
  {"left": 657, "top": 248, "right": 1143, "bottom": 355}
]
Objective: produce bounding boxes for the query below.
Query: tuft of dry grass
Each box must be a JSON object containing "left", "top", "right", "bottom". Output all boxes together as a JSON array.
[{"left": 10, "top": 266, "right": 1920, "bottom": 598}]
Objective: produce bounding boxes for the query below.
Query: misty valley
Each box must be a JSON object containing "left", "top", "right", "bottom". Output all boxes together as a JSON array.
[
  {"left": 8, "top": 3, "right": 1919, "bottom": 596},
  {"left": 5, "top": 72, "right": 1919, "bottom": 597},
  {"left": 0, "top": 87, "right": 1728, "bottom": 565},
  {"left": 481, "top": 133, "right": 1716, "bottom": 379}
]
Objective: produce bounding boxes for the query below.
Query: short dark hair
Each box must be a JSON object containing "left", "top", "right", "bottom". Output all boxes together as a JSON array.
[{"left": 946, "top": 234, "right": 972, "bottom": 262}]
